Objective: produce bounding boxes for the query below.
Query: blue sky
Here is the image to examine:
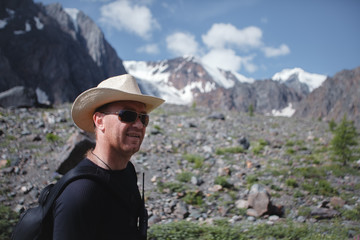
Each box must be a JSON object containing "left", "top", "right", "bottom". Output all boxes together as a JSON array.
[{"left": 35, "top": 0, "right": 360, "bottom": 80}]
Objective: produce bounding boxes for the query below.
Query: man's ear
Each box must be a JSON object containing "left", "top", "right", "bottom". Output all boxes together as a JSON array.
[{"left": 93, "top": 112, "right": 105, "bottom": 131}]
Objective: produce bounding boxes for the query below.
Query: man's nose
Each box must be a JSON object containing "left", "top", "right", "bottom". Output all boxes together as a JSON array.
[{"left": 133, "top": 116, "right": 145, "bottom": 128}]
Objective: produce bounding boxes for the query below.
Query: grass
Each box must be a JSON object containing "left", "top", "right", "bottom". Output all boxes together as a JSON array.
[
  {"left": 182, "top": 190, "right": 204, "bottom": 206},
  {"left": 302, "top": 179, "right": 338, "bottom": 196},
  {"left": 215, "top": 146, "right": 246, "bottom": 155},
  {"left": 214, "top": 176, "right": 233, "bottom": 189},
  {"left": 148, "top": 219, "right": 358, "bottom": 240},
  {"left": 157, "top": 181, "right": 188, "bottom": 194},
  {"left": 183, "top": 154, "right": 204, "bottom": 169},
  {"left": 176, "top": 171, "right": 193, "bottom": 183},
  {"left": 45, "top": 133, "right": 60, "bottom": 142},
  {"left": 0, "top": 204, "right": 18, "bottom": 240}
]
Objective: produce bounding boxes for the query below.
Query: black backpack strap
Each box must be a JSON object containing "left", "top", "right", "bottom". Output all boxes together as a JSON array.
[{"left": 41, "top": 166, "right": 109, "bottom": 216}]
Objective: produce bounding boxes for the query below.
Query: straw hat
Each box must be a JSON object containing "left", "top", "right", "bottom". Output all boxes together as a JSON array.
[{"left": 71, "top": 74, "right": 165, "bottom": 132}]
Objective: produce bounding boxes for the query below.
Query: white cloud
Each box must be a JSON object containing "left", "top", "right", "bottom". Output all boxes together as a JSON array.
[
  {"left": 166, "top": 32, "right": 199, "bottom": 56},
  {"left": 100, "top": 0, "right": 160, "bottom": 39},
  {"left": 137, "top": 43, "right": 159, "bottom": 54},
  {"left": 202, "top": 23, "right": 263, "bottom": 50},
  {"left": 262, "top": 44, "right": 290, "bottom": 57},
  {"left": 201, "top": 48, "right": 243, "bottom": 72},
  {"left": 201, "top": 49, "right": 258, "bottom": 73}
]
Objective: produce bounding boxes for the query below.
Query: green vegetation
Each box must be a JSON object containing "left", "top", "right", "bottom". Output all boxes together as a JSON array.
[
  {"left": 176, "top": 171, "right": 193, "bottom": 183},
  {"left": 148, "top": 220, "right": 357, "bottom": 240},
  {"left": 157, "top": 181, "right": 188, "bottom": 194},
  {"left": 285, "top": 178, "right": 299, "bottom": 188},
  {"left": 302, "top": 179, "right": 338, "bottom": 196},
  {"left": 341, "top": 205, "right": 360, "bottom": 221},
  {"left": 215, "top": 146, "right": 245, "bottom": 155},
  {"left": 214, "top": 176, "right": 233, "bottom": 189},
  {"left": 45, "top": 132, "right": 60, "bottom": 142},
  {"left": 328, "top": 119, "right": 337, "bottom": 132},
  {"left": 183, "top": 190, "right": 204, "bottom": 206},
  {"left": 248, "top": 104, "right": 254, "bottom": 117},
  {"left": 330, "top": 115, "right": 359, "bottom": 166},
  {"left": 251, "top": 139, "right": 268, "bottom": 155},
  {"left": 246, "top": 174, "right": 258, "bottom": 188},
  {"left": 295, "top": 166, "right": 326, "bottom": 179},
  {"left": 0, "top": 205, "right": 18, "bottom": 240},
  {"left": 183, "top": 154, "right": 204, "bottom": 169}
]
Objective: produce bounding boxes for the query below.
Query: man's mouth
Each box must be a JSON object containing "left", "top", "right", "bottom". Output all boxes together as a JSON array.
[{"left": 126, "top": 133, "right": 141, "bottom": 139}]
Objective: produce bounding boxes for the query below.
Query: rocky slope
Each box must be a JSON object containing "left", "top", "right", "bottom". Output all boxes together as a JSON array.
[
  {"left": 0, "top": 0, "right": 126, "bottom": 104},
  {"left": 294, "top": 66, "right": 360, "bottom": 129},
  {"left": 1, "top": 104, "right": 359, "bottom": 237}
]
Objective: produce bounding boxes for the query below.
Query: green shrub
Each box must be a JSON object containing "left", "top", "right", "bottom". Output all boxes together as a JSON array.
[
  {"left": 157, "top": 181, "right": 187, "bottom": 193},
  {"left": 183, "top": 190, "right": 204, "bottom": 206},
  {"left": 296, "top": 166, "right": 326, "bottom": 179},
  {"left": 251, "top": 139, "right": 268, "bottom": 155},
  {"left": 341, "top": 205, "right": 360, "bottom": 221},
  {"left": 214, "top": 176, "right": 233, "bottom": 189},
  {"left": 45, "top": 133, "right": 60, "bottom": 142},
  {"left": 215, "top": 146, "right": 245, "bottom": 155},
  {"left": 246, "top": 174, "right": 258, "bottom": 187},
  {"left": 183, "top": 154, "right": 204, "bottom": 169},
  {"left": 285, "top": 178, "right": 299, "bottom": 188},
  {"left": 330, "top": 115, "right": 359, "bottom": 166},
  {"left": 285, "top": 140, "right": 295, "bottom": 147},
  {"left": 248, "top": 104, "right": 254, "bottom": 117},
  {"left": 302, "top": 179, "right": 338, "bottom": 196},
  {"left": 176, "top": 171, "right": 193, "bottom": 183},
  {"left": 328, "top": 119, "right": 337, "bottom": 132},
  {"left": 0, "top": 205, "right": 18, "bottom": 240},
  {"left": 285, "top": 148, "right": 296, "bottom": 155}
]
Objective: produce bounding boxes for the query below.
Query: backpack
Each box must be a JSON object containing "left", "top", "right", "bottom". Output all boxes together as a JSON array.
[{"left": 11, "top": 166, "right": 148, "bottom": 240}]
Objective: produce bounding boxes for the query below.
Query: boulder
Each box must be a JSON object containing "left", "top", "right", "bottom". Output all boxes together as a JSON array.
[
  {"left": 238, "top": 136, "right": 250, "bottom": 150},
  {"left": 0, "top": 86, "right": 38, "bottom": 108},
  {"left": 247, "top": 184, "right": 270, "bottom": 217},
  {"left": 56, "top": 131, "right": 95, "bottom": 174},
  {"left": 310, "top": 207, "right": 340, "bottom": 219}
]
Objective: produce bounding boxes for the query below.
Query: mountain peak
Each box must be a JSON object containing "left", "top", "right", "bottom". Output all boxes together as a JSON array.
[{"left": 272, "top": 68, "right": 327, "bottom": 92}]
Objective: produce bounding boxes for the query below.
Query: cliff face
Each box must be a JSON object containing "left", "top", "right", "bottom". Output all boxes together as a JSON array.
[
  {"left": 0, "top": 0, "right": 126, "bottom": 104},
  {"left": 294, "top": 66, "right": 360, "bottom": 128}
]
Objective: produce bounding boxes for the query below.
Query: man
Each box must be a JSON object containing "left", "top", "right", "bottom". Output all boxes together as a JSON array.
[{"left": 52, "top": 74, "right": 165, "bottom": 239}]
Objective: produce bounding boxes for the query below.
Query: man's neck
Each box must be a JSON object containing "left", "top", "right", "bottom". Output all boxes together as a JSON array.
[{"left": 90, "top": 147, "right": 131, "bottom": 170}]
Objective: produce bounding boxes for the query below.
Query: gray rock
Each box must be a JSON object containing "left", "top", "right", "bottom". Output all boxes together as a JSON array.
[
  {"left": 247, "top": 184, "right": 270, "bottom": 217},
  {"left": 56, "top": 131, "right": 95, "bottom": 174},
  {"left": 0, "top": 86, "right": 38, "bottom": 108},
  {"left": 310, "top": 208, "right": 340, "bottom": 219}
]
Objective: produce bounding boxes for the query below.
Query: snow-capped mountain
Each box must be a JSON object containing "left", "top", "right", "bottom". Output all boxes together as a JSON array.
[
  {"left": 272, "top": 68, "right": 327, "bottom": 94},
  {"left": 124, "top": 56, "right": 254, "bottom": 105},
  {"left": 124, "top": 57, "right": 304, "bottom": 116}
]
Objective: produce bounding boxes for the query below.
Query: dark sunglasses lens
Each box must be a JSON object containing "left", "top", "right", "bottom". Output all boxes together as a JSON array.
[
  {"left": 119, "top": 111, "right": 137, "bottom": 123},
  {"left": 118, "top": 111, "right": 149, "bottom": 126},
  {"left": 140, "top": 115, "right": 149, "bottom": 127}
]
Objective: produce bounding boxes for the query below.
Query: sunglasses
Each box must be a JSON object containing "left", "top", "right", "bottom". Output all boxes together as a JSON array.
[{"left": 101, "top": 110, "right": 149, "bottom": 127}]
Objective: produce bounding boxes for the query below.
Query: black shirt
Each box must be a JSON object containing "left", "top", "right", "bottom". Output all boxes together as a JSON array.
[{"left": 53, "top": 158, "right": 143, "bottom": 240}]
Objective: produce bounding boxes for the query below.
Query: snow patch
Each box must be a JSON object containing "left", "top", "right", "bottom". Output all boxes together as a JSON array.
[
  {"left": 34, "top": 17, "right": 44, "bottom": 30},
  {"left": 124, "top": 61, "right": 170, "bottom": 83},
  {"left": 65, "top": 8, "right": 79, "bottom": 32},
  {"left": 271, "top": 103, "right": 295, "bottom": 117},
  {"left": 232, "top": 71, "right": 255, "bottom": 84},
  {"left": 202, "top": 63, "right": 235, "bottom": 88},
  {"left": 0, "top": 19, "right": 7, "bottom": 29},
  {"left": 25, "top": 21, "right": 31, "bottom": 32},
  {"left": 272, "top": 68, "right": 327, "bottom": 92},
  {"left": 36, "top": 88, "right": 50, "bottom": 106}
]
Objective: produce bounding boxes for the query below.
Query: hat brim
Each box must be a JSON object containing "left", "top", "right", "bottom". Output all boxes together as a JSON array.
[{"left": 71, "top": 87, "right": 165, "bottom": 132}]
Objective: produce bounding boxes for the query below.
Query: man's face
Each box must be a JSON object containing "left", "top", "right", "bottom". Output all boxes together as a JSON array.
[{"left": 99, "top": 101, "right": 147, "bottom": 157}]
